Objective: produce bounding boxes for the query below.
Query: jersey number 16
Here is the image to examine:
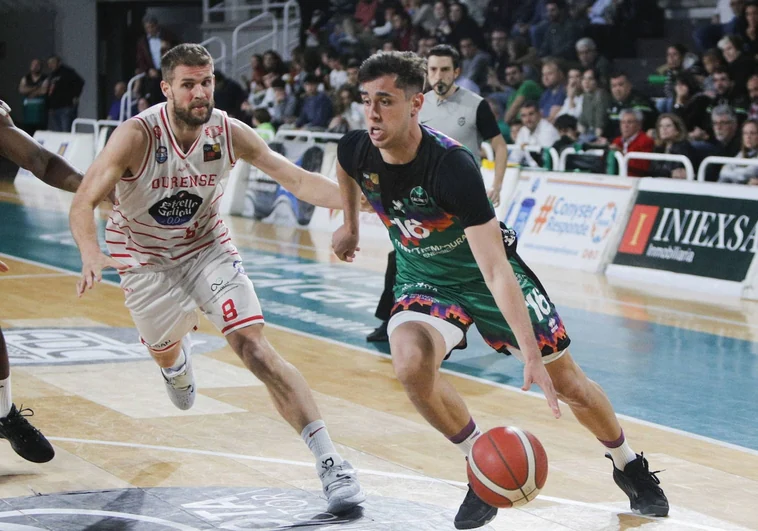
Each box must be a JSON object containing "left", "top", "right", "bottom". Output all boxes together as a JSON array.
[{"left": 390, "top": 218, "right": 430, "bottom": 240}]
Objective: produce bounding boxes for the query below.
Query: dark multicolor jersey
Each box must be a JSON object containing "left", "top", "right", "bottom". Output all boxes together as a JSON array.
[{"left": 337, "top": 125, "right": 570, "bottom": 356}]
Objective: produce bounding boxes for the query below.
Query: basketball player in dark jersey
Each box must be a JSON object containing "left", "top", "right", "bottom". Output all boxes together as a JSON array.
[{"left": 331, "top": 52, "right": 668, "bottom": 529}]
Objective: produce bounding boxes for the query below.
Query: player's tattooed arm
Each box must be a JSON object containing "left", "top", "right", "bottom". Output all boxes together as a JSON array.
[
  {"left": 0, "top": 100, "right": 83, "bottom": 193},
  {"left": 229, "top": 118, "right": 343, "bottom": 210},
  {"left": 70, "top": 120, "right": 144, "bottom": 295},
  {"left": 465, "top": 218, "right": 561, "bottom": 419}
]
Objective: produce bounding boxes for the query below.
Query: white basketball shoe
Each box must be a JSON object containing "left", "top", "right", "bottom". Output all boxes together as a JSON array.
[
  {"left": 318, "top": 457, "right": 366, "bottom": 514},
  {"left": 161, "top": 337, "right": 195, "bottom": 410}
]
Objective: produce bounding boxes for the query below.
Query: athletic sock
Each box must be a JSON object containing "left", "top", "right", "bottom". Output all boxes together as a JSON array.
[
  {"left": 448, "top": 417, "right": 482, "bottom": 456},
  {"left": 0, "top": 376, "right": 11, "bottom": 417},
  {"left": 301, "top": 420, "right": 342, "bottom": 468},
  {"left": 599, "top": 429, "right": 637, "bottom": 469},
  {"left": 161, "top": 348, "right": 186, "bottom": 376}
]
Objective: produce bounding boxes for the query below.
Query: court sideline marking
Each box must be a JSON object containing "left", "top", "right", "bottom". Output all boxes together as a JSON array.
[{"left": 2, "top": 250, "right": 758, "bottom": 460}]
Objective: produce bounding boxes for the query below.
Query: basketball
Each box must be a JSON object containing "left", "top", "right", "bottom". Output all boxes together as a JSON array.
[{"left": 467, "top": 426, "right": 548, "bottom": 508}]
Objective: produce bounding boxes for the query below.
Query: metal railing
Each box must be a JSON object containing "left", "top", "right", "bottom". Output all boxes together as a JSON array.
[
  {"left": 697, "top": 156, "right": 758, "bottom": 182},
  {"left": 273, "top": 130, "right": 344, "bottom": 144},
  {"left": 119, "top": 72, "right": 145, "bottom": 122},
  {"left": 620, "top": 152, "right": 695, "bottom": 180},
  {"left": 202, "top": 0, "right": 292, "bottom": 24},
  {"left": 200, "top": 36, "right": 228, "bottom": 74},
  {"left": 281, "top": 0, "right": 300, "bottom": 60},
  {"left": 232, "top": 12, "right": 278, "bottom": 81}
]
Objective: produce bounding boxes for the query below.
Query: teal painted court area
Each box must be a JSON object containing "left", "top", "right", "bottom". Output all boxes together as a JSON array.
[{"left": 2, "top": 201, "right": 757, "bottom": 452}]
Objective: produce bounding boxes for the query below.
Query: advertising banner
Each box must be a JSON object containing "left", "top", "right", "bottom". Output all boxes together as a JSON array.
[
  {"left": 502, "top": 171, "right": 639, "bottom": 272},
  {"left": 610, "top": 179, "right": 758, "bottom": 289}
]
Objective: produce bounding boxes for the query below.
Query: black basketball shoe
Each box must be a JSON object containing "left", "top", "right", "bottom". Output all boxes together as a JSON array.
[
  {"left": 0, "top": 404, "right": 55, "bottom": 463},
  {"left": 454, "top": 485, "right": 498, "bottom": 529},
  {"left": 607, "top": 452, "right": 668, "bottom": 517}
]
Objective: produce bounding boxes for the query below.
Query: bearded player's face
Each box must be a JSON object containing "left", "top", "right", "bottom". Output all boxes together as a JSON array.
[{"left": 163, "top": 64, "right": 215, "bottom": 127}]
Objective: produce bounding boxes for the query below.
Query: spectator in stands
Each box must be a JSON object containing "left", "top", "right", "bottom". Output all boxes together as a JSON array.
[
  {"left": 263, "top": 50, "right": 288, "bottom": 78},
  {"left": 391, "top": 10, "right": 417, "bottom": 51},
  {"left": 106, "top": 82, "right": 127, "bottom": 121},
  {"left": 405, "top": 0, "right": 437, "bottom": 34},
  {"left": 329, "top": 86, "right": 366, "bottom": 132},
  {"left": 486, "top": 97, "right": 512, "bottom": 141},
  {"left": 269, "top": 79, "right": 298, "bottom": 128},
  {"left": 706, "top": 104, "right": 742, "bottom": 180},
  {"left": 671, "top": 72, "right": 713, "bottom": 140},
  {"left": 136, "top": 97, "right": 150, "bottom": 113},
  {"left": 557, "top": 68, "right": 583, "bottom": 119},
  {"left": 18, "top": 58, "right": 48, "bottom": 134},
  {"left": 374, "top": 3, "right": 402, "bottom": 38},
  {"left": 355, "top": 0, "right": 380, "bottom": 31},
  {"left": 296, "top": 74, "right": 334, "bottom": 129},
  {"left": 344, "top": 58, "right": 361, "bottom": 89},
  {"left": 448, "top": 1, "right": 485, "bottom": 49},
  {"left": 718, "top": 35, "right": 756, "bottom": 93},
  {"left": 483, "top": 1, "right": 512, "bottom": 38},
  {"left": 748, "top": 74, "right": 758, "bottom": 119},
  {"left": 719, "top": 119, "right": 758, "bottom": 182},
  {"left": 578, "top": 67, "right": 610, "bottom": 141},
  {"left": 213, "top": 71, "right": 246, "bottom": 119},
  {"left": 648, "top": 113, "right": 694, "bottom": 179},
  {"left": 514, "top": 100, "right": 560, "bottom": 165},
  {"left": 328, "top": 16, "right": 360, "bottom": 56},
  {"left": 711, "top": 67, "right": 749, "bottom": 122},
  {"left": 488, "top": 28, "right": 510, "bottom": 85},
  {"left": 136, "top": 15, "right": 179, "bottom": 73},
  {"left": 538, "top": 0, "right": 584, "bottom": 61},
  {"left": 503, "top": 64, "right": 543, "bottom": 124},
  {"left": 552, "top": 114, "right": 579, "bottom": 154},
  {"left": 508, "top": 36, "right": 541, "bottom": 82},
  {"left": 432, "top": 1, "right": 453, "bottom": 44},
  {"left": 694, "top": 0, "right": 746, "bottom": 52},
  {"left": 297, "top": 0, "right": 334, "bottom": 48},
  {"left": 701, "top": 48, "right": 726, "bottom": 97},
  {"left": 417, "top": 35, "right": 438, "bottom": 57},
  {"left": 575, "top": 38, "right": 611, "bottom": 86},
  {"left": 327, "top": 51, "right": 349, "bottom": 90},
  {"left": 539, "top": 58, "right": 567, "bottom": 123},
  {"left": 46, "top": 55, "right": 84, "bottom": 133},
  {"left": 602, "top": 72, "right": 657, "bottom": 142},
  {"left": 657, "top": 44, "right": 689, "bottom": 103},
  {"left": 610, "top": 109, "right": 655, "bottom": 177},
  {"left": 252, "top": 108, "right": 276, "bottom": 141},
  {"left": 244, "top": 54, "right": 266, "bottom": 95},
  {"left": 741, "top": 1, "right": 758, "bottom": 56},
  {"left": 459, "top": 37, "right": 491, "bottom": 92}
]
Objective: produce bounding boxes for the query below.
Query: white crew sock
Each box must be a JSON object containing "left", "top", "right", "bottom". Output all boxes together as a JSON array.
[
  {"left": 161, "top": 346, "right": 186, "bottom": 376},
  {"left": 301, "top": 420, "right": 341, "bottom": 468},
  {"left": 0, "top": 376, "right": 11, "bottom": 417},
  {"left": 449, "top": 418, "right": 482, "bottom": 457},
  {"left": 601, "top": 430, "right": 638, "bottom": 469}
]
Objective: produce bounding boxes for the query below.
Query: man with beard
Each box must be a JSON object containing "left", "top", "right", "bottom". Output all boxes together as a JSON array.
[
  {"left": 69, "top": 44, "right": 365, "bottom": 514},
  {"left": 365, "top": 45, "right": 508, "bottom": 343}
]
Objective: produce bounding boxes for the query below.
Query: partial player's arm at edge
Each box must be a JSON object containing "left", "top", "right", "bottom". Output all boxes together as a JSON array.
[
  {"left": 229, "top": 118, "right": 343, "bottom": 210},
  {"left": 0, "top": 107, "right": 83, "bottom": 193},
  {"left": 70, "top": 120, "right": 146, "bottom": 258},
  {"left": 336, "top": 160, "right": 361, "bottom": 233}
]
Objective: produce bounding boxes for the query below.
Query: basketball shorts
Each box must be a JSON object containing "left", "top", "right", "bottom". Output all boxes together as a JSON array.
[
  {"left": 120, "top": 244, "right": 263, "bottom": 352},
  {"left": 387, "top": 253, "right": 571, "bottom": 362}
]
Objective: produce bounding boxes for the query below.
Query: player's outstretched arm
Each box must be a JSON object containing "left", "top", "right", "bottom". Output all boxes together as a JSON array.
[
  {"left": 70, "top": 121, "right": 143, "bottom": 296},
  {"left": 0, "top": 100, "right": 83, "bottom": 193},
  {"left": 229, "top": 118, "right": 343, "bottom": 209},
  {"left": 332, "top": 160, "right": 362, "bottom": 262},
  {"left": 466, "top": 218, "right": 561, "bottom": 419},
  {"left": 487, "top": 134, "right": 509, "bottom": 207}
]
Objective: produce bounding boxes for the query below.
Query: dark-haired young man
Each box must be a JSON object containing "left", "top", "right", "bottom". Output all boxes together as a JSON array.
[
  {"left": 332, "top": 51, "right": 669, "bottom": 529},
  {"left": 69, "top": 44, "right": 365, "bottom": 514}
]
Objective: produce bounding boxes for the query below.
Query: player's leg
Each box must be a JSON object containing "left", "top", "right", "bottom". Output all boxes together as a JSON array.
[
  {"left": 387, "top": 293, "right": 497, "bottom": 530},
  {"left": 122, "top": 270, "right": 198, "bottom": 411},
  {"left": 0, "top": 327, "right": 54, "bottom": 463},
  {"left": 197, "top": 253, "right": 364, "bottom": 514}
]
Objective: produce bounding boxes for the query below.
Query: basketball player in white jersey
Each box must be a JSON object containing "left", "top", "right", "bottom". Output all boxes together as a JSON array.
[{"left": 69, "top": 44, "right": 365, "bottom": 513}]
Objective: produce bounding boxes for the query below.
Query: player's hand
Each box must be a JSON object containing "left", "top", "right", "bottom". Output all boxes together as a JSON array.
[
  {"left": 332, "top": 224, "right": 360, "bottom": 262},
  {"left": 522, "top": 359, "right": 561, "bottom": 419},
  {"left": 0, "top": 100, "right": 9, "bottom": 117},
  {"left": 487, "top": 187, "right": 501, "bottom": 207},
  {"left": 77, "top": 252, "right": 128, "bottom": 297},
  {"left": 0, "top": 260, "right": 8, "bottom": 273}
]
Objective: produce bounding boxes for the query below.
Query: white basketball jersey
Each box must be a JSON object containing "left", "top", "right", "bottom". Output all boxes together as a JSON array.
[{"left": 106, "top": 103, "right": 237, "bottom": 270}]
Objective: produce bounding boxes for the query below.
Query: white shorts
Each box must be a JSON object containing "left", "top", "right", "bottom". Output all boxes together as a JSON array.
[
  {"left": 387, "top": 311, "right": 566, "bottom": 364},
  {"left": 120, "top": 245, "right": 263, "bottom": 352}
]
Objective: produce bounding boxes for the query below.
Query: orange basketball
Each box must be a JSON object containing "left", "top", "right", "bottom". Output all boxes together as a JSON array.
[{"left": 466, "top": 426, "right": 548, "bottom": 508}]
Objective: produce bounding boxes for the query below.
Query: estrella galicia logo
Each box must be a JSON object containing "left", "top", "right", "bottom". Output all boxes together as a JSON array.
[
  {"left": 155, "top": 146, "right": 168, "bottom": 164},
  {"left": 203, "top": 143, "right": 222, "bottom": 162},
  {"left": 148, "top": 191, "right": 203, "bottom": 225},
  {"left": 409, "top": 186, "right": 429, "bottom": 206}
]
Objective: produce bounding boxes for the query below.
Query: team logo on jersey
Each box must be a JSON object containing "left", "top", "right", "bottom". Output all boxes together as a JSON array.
[
  {"left": 203, "top": 143, "right": 222, "bottom": 162},
  {"left": 148, "top": 191, "right": 203, "bottom": 225},
  {"left": 155, "top": 146, "right": 168, "bottom": 164},
  {"left": 409, "top": 186, "right": 429, "bottom": 206},
  {"left": 205, "top": 125, "right": 223, "bottom": 138},
  {"left": 153, "top": 126, "right": 162, "bottom": 138},
  {"left": 362, "top": 172, "right": 379, "bottom": 191},
  {"left": 458, "top": 116, "right": 465, "bottom": 126}
]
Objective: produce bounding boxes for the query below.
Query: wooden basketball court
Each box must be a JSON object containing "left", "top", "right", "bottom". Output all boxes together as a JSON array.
[{"left": 0, "top": 177, "right": 755, "bottom": 530}]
